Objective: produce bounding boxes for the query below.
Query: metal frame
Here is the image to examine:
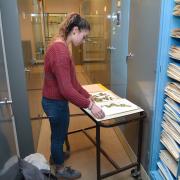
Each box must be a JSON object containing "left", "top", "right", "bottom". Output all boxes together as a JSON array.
[
  {"left": 31, "top": 110, "right": 146, "bottom": 179},
  {"left": 67, "top": 110, "right": 146, "bottom": 180}
]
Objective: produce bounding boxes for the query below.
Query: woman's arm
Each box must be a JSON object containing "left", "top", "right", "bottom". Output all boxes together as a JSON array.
[{"left": 51, "top": 44, "right": 90, "bottom": 108}]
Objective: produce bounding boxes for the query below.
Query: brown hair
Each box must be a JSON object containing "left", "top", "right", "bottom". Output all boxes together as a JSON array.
[{"left": 59, "top": 12, "right": 90, "bottom": 40}]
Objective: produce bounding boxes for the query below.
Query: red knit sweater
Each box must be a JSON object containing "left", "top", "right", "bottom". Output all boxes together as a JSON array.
[{"left": 42, "top": 42, "right": 90, "bottom": 108}]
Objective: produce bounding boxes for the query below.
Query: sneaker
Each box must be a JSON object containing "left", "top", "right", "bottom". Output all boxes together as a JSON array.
[
  {"left": 56, "top": 166, "right": 81, "bottom": 179},
  {"left": 49, "top": 151, "right": 70, "bottom": 165}
]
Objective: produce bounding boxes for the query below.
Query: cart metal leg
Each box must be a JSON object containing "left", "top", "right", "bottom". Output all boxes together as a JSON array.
[
  {"left": 137, "top": 112, "right": 144, "bottom": 171},
  {"left": 96, "top": 124, "right": 101, "bottom": 180},
  {"left": 131, "top": 111, "right": 144, "bottom": 179},
  {"left": 65, "top": 136, "right": 70, "bottom": 151}
]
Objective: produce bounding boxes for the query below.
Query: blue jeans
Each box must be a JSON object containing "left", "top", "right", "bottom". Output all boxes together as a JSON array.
[{"left": 42, "top": 97, "right": 70, "bottom": 165}]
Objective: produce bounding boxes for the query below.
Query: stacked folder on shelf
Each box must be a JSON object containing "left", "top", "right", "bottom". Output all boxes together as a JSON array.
[
  {"left": 169, "top": 46, "right": 180, "bottom": 61},
  {"left": 173, "top": 5, "right": 180, "bottom": 16},
  {"left": 157, "top": 161, "right": 174, "bottom": 180},
  {"left": 159, "top": 96, "right": 180, "bottom": 179},
  {"left": 175, "top": 0, "right": 180, "bottom": 4},
  {"left": 160, "top": 130, "right": 180, "bottom": 161},
  {"left": 164, "top": 98, "right": 180, "bottom": 122},
  {"left": 158, "top": 2, "right": 180, "bottom": 179},
  {"left": 167, "top": 63, "right": 180, "bottom": 82},
  {"left": 160, "top": 150, "right": 178, "bottom": 178},
  {"left": 165, "top": 97, "right": 180, "bottom": 115},
  {"left": 165, "top": 82, "right": 180, "bottom": 103},
  {"left": 164, "top": 109, "right": 178, "bottom": 123},
  {"left": 171, "top": 28, "right": 180, "bottom": 38},
  {"left": 162, "top": 117, "right": 180, "bottom": 144}
]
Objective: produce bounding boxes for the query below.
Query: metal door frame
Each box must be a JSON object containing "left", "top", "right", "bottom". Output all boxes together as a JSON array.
[
  {"left": 0, "top": 0, "right": 34, "bottom": 157},
  {"left": 0, "top": 11, "right": 20, "bottom": 156}
]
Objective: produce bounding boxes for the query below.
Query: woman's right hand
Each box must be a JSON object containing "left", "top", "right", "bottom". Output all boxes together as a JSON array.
[{"left": 90, "top": 103, "right": 105, "bottom": 119}]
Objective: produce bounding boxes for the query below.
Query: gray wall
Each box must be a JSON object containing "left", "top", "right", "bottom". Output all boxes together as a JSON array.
[{"left": 124, "top": 0, "right": 161, "bottom": 171}]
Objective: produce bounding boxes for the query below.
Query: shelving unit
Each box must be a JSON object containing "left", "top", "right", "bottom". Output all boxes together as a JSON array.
[
  {"left": 83, "top": 15, "right": 106, "bottom": 62},
  {"left": 44, "top": 13, "right": 66, "bottom": 45},
  {"left": 150, "top": 1, "right": 180, "bottom": 179},
  {"left": 31, "top": 13, "right": 45, "bottom": 61}
]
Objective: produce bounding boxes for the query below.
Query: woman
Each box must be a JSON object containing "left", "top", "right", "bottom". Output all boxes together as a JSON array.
[{"left": 42, "top": 13, "right": 105, "bottom": 179}]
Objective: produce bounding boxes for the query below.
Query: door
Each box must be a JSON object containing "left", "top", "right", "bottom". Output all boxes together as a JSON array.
[
  {"left": 0, "top": 8, "right": 20, "bottom": 179},
  {"left": 17, "top": 0, "right": 46, "bottom": 150},
  {"left": 0, "top": 0, "right": 34, "bottom": 159},
  {"left": 80, "top": 0, "right": 112, "bottom": 86},
  {"left": 124, "top": 0, "right": 161, "bottom": 170},
  {"left": 110, "top": 0, "right": 131, "bottom": 98},
  {"left": 80, "top": 0, "right": 130, "bottom": 91}
]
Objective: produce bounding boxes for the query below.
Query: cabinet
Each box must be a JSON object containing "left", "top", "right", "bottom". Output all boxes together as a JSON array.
[
  {"left": 31, "top": 13, "right": 45, "bottom": 61},
  {"left": 150, "top": 1, "right": 180, "bottom": 179},
  {"left": 83, "top": 15, "right": 106, "bottom": 62},
  {"left": 44, "top": 13, "right": 66, "bottom": 45}
]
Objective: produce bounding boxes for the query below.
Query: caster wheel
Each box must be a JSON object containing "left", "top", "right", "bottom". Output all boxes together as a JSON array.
[
  {"left": 131, "top": 169, "right": 141, "bottom": 179},
  {"left": 136, "top": 177, "right": 142, "bottom": 180}
]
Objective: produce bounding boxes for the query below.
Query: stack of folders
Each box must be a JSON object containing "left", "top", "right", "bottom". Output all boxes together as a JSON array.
[
  {"left": 175, "top": 0, "right": 180, "bottom": 4},
  {"left": 173, "top": 5, "right": 180, "bottom": 16},
  {"left": 157, "top": 162, "right": 173, "bottom": 180},
  {"left": 167, "top": 63, "right": 180, "bottom": 82},
  {"left": 158, "top": 97, "right": 180, "bottom": 179},
  {"left": 159, "top": 2, "right": 180, "bottom": 179},
  {"left": 169, "top": 46, "right": 180, "bottom": 61},
  {"left": 165, "top": 82, "right": 180, "bottom": 103},
  {"left": 160, "top": 131, "right": 180, "bottom": 161},
  {"left": 171, "top": 28, "right": 180, "bottom": 38},
  {"left": 158, "top": 150, "right": 177, "bottom": 179},
  {"left": 164, "top": 97, "right": 180, "bottom": 123}
]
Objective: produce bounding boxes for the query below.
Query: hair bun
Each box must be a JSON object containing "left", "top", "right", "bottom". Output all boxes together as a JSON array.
[{"left": 58, "top": 12, "right": 90, "bottom": 40}]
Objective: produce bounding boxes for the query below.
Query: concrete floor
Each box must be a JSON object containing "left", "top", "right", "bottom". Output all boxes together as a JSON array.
[{"left": 29, "top": 65, "right": 137, "bottom": 179}]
